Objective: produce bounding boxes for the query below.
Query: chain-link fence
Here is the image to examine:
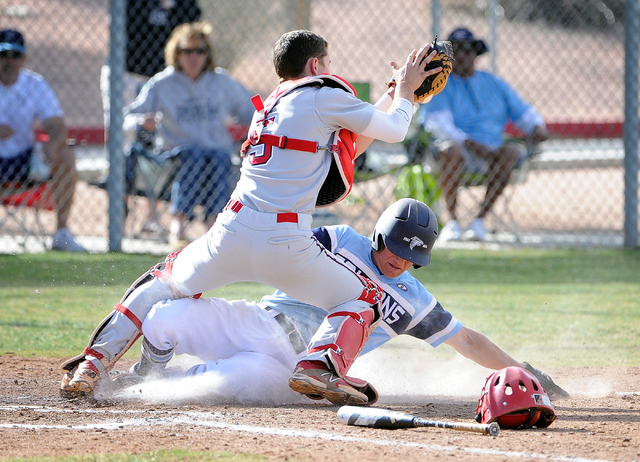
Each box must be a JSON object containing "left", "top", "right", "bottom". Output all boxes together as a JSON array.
[{"left": 0, "top": 0, "right": 637, "bottom": 254}]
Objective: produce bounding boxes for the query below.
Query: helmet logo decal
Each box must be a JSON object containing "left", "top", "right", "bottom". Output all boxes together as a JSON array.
[
  {"left": 404, "top": 236, "right": 428, "bottom": 250},
  {"left": 533, "top": 393, "right": 552, "bottom": 406}
]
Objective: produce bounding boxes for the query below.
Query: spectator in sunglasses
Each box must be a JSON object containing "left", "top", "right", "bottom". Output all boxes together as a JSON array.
[
  {"left": 123, "top": 21, "right": 255, "bottom": 248},
  {"left": 100, "top": 0, "right": 201, "bottom": 130},
  {"left": 419, "top": 27, "right": 548, "bottom": 242},
  {"left": 0, "top": 29, "right": 86, "bottom": 252}
]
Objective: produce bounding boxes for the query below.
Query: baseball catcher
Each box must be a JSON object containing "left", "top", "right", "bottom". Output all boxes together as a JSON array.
[
  {"left": 59, "top": 30, "right": 443, "bottom": 403},
  {"left": 389, "top": 36, "right": 454, "bottom": 104}
]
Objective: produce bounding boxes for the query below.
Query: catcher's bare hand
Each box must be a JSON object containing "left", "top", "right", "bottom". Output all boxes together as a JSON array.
[{"left": 389, "top": 44, "right": 440, "bottom": 102}]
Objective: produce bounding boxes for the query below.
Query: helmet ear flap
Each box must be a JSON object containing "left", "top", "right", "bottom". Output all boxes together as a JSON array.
[
  {"left": 371, "top": 228, "right": 386, "bottom": 252},
  {"left": 533, "top": 409, "right": 557, "bottom": 428}
]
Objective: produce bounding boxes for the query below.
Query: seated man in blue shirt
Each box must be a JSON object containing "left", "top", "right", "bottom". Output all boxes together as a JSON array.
[{"left": 420, "top": 27, "right": 548, "bottom": 241}]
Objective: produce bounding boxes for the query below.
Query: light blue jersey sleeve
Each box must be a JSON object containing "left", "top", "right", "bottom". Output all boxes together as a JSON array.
[{"left": 259, "top": 225, "right": 462, "bottom": 355}]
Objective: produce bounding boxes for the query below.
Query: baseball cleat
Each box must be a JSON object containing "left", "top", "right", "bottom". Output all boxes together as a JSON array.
[
  {"left": 109, "top": 369, "right": 145, "bottom": 391},
  {"left": 439, "top": 220, "right": 462, "bottom": 241},
  {"left": 288, "top": 360, "right": 368, "bottom": 406},
  {"left": 59, "top": 359, "right": 101, "bottom": 397}
]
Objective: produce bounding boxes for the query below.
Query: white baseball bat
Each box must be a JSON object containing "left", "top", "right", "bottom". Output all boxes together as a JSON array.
[{"left": 337, "top": 405, "right": 499, "bottom": 436}]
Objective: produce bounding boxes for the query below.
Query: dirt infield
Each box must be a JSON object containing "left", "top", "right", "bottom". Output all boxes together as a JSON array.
[{"left": 0, "top": 355, "right": 638, "bottom": 461}]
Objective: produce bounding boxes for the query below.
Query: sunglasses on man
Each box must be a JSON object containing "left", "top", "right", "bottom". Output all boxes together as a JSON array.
[
  {"left": 0, "top": 50, "right": 24, "bottom": 59},
  {"left": 452, "top": 43, "right": 478, "bottom": 54}
]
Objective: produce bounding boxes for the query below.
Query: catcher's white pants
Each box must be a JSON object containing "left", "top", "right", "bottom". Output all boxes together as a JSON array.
[
  {"left": 89, "top": 205, "right": 371, "bottom": 372},
  {"left": 143, "top": 297, "right": 301, "bottom": 402},
  {"left": 172, "top": 206, "right": 369, "bottom": 311}
]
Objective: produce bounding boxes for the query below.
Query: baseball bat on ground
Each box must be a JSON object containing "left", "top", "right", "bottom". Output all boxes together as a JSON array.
[{"left": 337, "top": 405, "right": 499, "bottom": 436}]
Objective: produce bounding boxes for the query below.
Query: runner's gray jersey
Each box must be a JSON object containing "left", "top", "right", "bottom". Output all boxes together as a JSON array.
[{"left": 260, "top": 224, "right": 463, "bottom": 353}]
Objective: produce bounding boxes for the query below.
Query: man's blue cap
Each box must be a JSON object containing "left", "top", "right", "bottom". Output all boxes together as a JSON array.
[
  {"left": 0, "top": 29, "right": 26, "bottom": 54},
  {"left": 447, "top": 27, "right": 488, "bottom": 55}
]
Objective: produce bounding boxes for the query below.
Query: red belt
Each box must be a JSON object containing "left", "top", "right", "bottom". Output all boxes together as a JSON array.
[{"left": 225, "top": 200, "right": 298, "bottom": 223}]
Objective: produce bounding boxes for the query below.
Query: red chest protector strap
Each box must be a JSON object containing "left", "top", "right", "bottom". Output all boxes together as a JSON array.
[
  {"left": 241, "top": 134, "right": 319, "bottom": 154},
  {"left": 242, "top": 74, "right": 359, "bottom": 207}
]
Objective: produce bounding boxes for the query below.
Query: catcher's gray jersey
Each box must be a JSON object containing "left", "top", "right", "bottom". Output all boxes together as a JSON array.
[{"left": 233, "top": 84, "right": 374, "bottom": 214}]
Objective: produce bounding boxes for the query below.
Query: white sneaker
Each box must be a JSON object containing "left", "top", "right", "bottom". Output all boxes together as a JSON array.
[
  {"left": 439, "top": 220, "right": 462, "bottom": 241},
  {"left": 464, "top": 218, "right": 487, "bottom": 241},
  {"left": 51, "top": 228, "right": 87, "bottom": 252}
]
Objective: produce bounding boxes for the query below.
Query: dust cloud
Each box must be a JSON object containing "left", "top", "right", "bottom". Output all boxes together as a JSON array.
[{"left": 104, "top": 341, "right": 606, "bottom": 405}]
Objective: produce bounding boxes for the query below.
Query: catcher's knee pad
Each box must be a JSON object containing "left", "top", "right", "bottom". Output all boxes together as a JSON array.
[
  {"left": 306, "top": 304, "right": 379, "bottom": 378},
  {"left": 355, "top": 273, "right": 384, "bottom": 308}
]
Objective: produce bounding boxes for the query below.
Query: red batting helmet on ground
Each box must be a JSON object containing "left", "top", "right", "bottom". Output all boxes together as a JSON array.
[{"left": 475, "top": 366, "right": 557, "bottom": 429}]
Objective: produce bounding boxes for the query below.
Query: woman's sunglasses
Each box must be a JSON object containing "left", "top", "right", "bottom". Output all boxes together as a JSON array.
[{"left": 178, "top": 47, "right": 207, "bottom": 56}]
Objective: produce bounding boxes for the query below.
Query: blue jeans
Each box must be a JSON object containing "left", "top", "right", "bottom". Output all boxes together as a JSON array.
[
  {"left": 170, "top": 147, "right": 233, "bottom": 221},
  {"left": 0, "top": 148, "right": 32, "bottom": 183}
]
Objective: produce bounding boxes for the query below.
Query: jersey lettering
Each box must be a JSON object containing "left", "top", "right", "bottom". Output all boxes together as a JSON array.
[
  {"left": 246, "top": 144, "right": 272, "bottom": 165},
  {"left": 338, "top": 258, "right": 358, "bottom": 274},
  {"left": 336, "top": 249, "right": 410, "bottom": 331},
  {"left": 246, "top": 116, "right": 277, "bottom": 165},
  {"left": 379, "top": 297, "right": 407, "bottom": 325}
]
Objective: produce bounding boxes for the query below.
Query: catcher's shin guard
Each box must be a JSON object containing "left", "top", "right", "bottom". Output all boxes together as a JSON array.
[
  {"left": 307, "top": 306, "right": 380, "bottom": 378},
  {"left": 290, "top": 277, "right": 382, "bottom": 405},
  {"left": 60, "top": 259, "right": 179, "bottom": 393},
  {"left": 308, "top": 275, "right": 382, "bottom": 376}
]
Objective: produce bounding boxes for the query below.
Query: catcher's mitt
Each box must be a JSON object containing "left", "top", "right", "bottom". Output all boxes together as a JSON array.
[{"left": 389, "top": 36, "right": 454, "bottom": 104}]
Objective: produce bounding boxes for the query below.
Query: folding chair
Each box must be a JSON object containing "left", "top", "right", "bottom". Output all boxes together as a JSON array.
[
  {"left": 123, "top": 124, "right": 245, "bottom": 242},
  {"left": 0, "top": 142, "right": 54, "bottom": 252},
  {"left": 123, "top": 129, "right": 178, "bottom": 240},
  {"left": 450, "top": 138, "right": 535, "bottom": 242}
]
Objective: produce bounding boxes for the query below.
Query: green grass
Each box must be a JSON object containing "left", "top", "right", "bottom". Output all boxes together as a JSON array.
[
  {"left": 418, "top": 248, "right": 640, "bottom": 367},
  {"left": 0, "top": 253, "right": 272, "bottom": 358},
  {"left": 1, "top": 249, "right": 639, "bottom": 366}
]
